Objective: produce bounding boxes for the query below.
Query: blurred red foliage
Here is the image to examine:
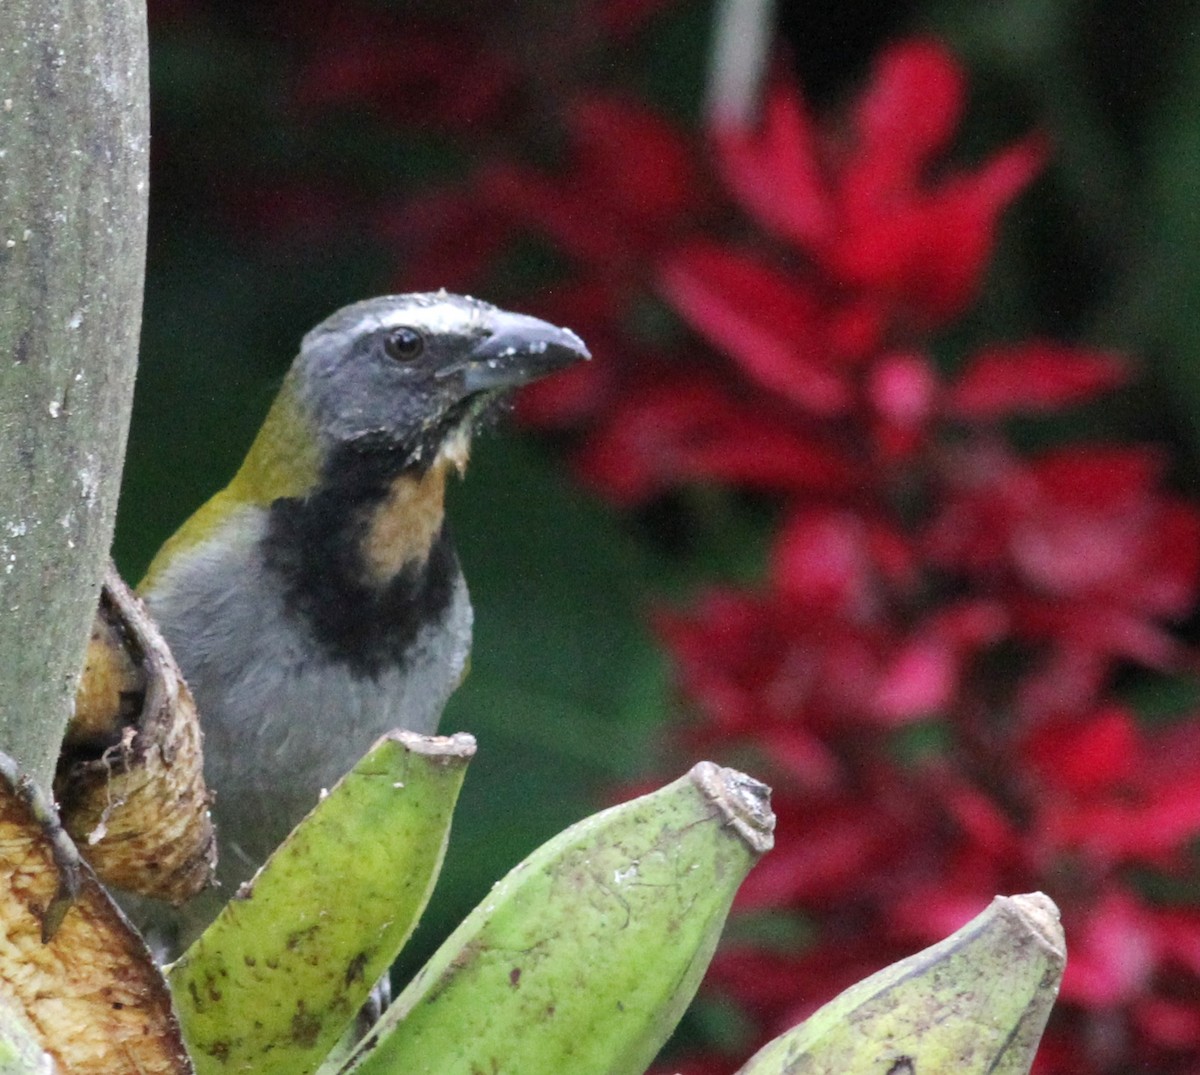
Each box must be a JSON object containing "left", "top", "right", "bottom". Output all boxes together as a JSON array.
[
  {"left": 494, "top": 36, "right": 1200, "bottom": 1074},
  {"left": 195, "top": 5, "right": 1200, "bottom": 1069}
]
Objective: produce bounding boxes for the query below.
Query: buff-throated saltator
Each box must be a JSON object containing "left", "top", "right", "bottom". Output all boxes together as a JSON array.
[{"left": 135, "top": 292, "right": 589, "bottom": 946}]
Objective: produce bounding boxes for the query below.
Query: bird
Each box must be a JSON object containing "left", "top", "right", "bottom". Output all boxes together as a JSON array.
[{"left": 134, "top": 291, "right": 589, "bottom": 948}]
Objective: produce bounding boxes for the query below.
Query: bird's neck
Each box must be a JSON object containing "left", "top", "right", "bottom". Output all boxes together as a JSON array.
[
  {"left": 230, "top": 378, "right": 473, "bottom": 579},
  {"left": 359, "top": 459, "right": 451, "bottom": 584},
  {"left": 226, "top": 375, "right": 323, "bottom": 504},
  {"left": 139, "top": 379, "right": 321, "bottom": 593},
  {"left": 259, "top": 450, "right": 464, "bottom": 675}
]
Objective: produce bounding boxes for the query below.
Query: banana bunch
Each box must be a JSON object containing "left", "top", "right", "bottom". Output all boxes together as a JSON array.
[
  {"left": 0, "top": 730, "right": 1066, "bottom": 1074},
  {"left": 338, "top": 760, "right": 775, "bottom": 1075},
  {"left": 170, "top": 750, "right": 774, "bottom": 1075}
]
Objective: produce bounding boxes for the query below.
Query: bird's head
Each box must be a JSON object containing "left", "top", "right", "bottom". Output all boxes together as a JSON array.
[
  {"left": 226, "top": 291, "right": 590, "bottom": 505},
  {"left": 140, "top": 292, "right": 589, "bottom": 595},
  {"left": 295, "top": 291, "right": 589, "bottom": 473}
]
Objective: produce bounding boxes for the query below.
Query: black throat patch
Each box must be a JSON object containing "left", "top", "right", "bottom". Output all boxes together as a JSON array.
[{"left": 261, "top": 445, "right": 460, "bottom": 677}]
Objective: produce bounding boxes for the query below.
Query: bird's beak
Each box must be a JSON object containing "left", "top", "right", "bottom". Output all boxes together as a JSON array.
[{"left": 459, "top": 311, "right": 591, "bottom": 394}]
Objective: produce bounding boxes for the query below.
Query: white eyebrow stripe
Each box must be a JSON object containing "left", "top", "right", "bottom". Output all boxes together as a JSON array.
[
  {"left": 360, "top": 299, "right": 489, "bottom": 338},
  {"left": 301, "top": 292, "right": 498, "bottom": 352}
]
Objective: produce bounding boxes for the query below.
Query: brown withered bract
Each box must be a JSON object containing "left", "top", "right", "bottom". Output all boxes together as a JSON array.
[
  {"left": 58, "top": 561, "right": 215, "bottom": 905},
  {"left": 0, "top": 752, "right": 194, "bottom": 1074}
]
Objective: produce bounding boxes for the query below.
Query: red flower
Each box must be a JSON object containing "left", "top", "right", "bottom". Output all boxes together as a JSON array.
[
  {"left": 947, "top": 342, "right": 1128, "bottom": 419},
  {"left": 866, "top": 349, "right": 939, "bottom": 462},
  {"left": 657, "top": 243, "right": 864, "bottom": 415},
  {"left": 628, "top": 40, "right": 1200, "bottom": 1067},
  {"left": 1026, "top": 711, "right": 1200, "bottom": 870},
  {"left": 576, "top": 377, "right": 856, "bottom": 505},
  {"left": 927, "top": 444, "right": 1200, "bottom": 704},
  {"left": 713, "top": 39, "right": 1047, "bottom": 327}
]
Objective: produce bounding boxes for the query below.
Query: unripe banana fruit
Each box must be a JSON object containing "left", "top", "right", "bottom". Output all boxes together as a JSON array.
[
  {"left": 168, "top": 730, "right": 475, "bottom": 1075},
  {"left": 737, "top": 892, "right": 1065, "bottom": 1075},
  {"left": 340, "top": 761, "right": 775, "bottom": 1075}
]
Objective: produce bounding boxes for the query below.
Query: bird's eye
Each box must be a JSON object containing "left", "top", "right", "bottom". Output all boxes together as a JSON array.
[{"left": 383, "top": 327, "right": 425, "bottom": 361}]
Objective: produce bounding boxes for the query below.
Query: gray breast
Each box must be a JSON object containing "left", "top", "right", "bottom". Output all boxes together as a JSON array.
[{"left": 142, "top": 504, "right": 473, "bottom": 900}]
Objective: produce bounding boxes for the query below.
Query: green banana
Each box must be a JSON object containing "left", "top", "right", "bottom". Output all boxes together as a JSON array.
[
  {"left": 737, "top": 892, "right": 1066, "bottom": 1075},
  {"left": 340, "top": 761, "right": 775, "bottom": 1075},
  {"left": 168, "top": 730, "right": 475, "bottom": 1075}
]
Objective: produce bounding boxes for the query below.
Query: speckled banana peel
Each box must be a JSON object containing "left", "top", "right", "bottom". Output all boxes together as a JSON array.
[
  {"left": 339, "top": 761, "right": 775, "bottom": 1075},
  {"left": 737, "top": 892, "right": 1066, "bottom": 1075},
  {"left": 168, "top": 730, "right": 475, "bottom": 1075}
]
